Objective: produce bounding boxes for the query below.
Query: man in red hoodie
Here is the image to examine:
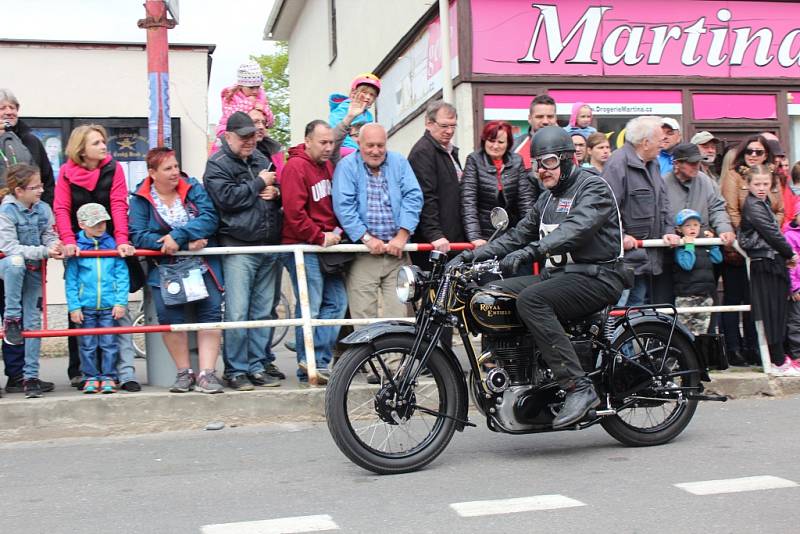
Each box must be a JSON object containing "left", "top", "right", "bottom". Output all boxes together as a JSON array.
[{"left": 281, "top": 120, "right": 348, "bottom": 384}]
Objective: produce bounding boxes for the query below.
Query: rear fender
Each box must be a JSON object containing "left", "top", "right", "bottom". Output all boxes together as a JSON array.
[
  {"left": 340, "top": 321, "right": 470, "bottom": 431},
  {"left": 609, "top": 312, "right": 710, "bottom": 382}
]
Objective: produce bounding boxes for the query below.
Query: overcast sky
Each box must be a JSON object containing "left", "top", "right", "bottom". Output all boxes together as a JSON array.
[{"left": 4, "top": 0, "right": 278, "bottom": 123}]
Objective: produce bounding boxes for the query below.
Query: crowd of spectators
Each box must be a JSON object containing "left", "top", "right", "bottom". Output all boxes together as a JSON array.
[{"left": 2, "top": 68, "right": 800, "bottom": 398}]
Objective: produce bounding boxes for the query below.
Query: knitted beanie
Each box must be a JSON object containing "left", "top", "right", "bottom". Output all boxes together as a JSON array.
[{"left": 237, "top": 60, "right": 264, "bottom": 87}]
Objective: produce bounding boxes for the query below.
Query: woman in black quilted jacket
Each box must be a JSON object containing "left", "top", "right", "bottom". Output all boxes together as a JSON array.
[{"left": 461, "top": 121, "right": 538, "bottom": 248}]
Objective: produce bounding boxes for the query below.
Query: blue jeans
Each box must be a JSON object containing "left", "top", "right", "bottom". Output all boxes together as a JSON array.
[
  {"left": 221, "top": 253, "right": 279, "bottom": 378},
  {"left": 78, "top": 308, "right": 119, "bottom": 380},
  {"left": 616, "top": 274, "right": 649, "bottom": 307},
  {"left": 281, "top": 253, "right": 348, "bottom": 379},
  {"left": 0, "top": 257, "right": 42, "bottom": 379}
]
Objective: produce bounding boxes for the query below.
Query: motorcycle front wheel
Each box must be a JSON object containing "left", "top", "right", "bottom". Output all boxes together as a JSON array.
[
  {"left": 601, "top": 323, "right": 699, "bottom": 447},
  {"left": 325, "top": 334, "right": 462, "bottom": 475}
]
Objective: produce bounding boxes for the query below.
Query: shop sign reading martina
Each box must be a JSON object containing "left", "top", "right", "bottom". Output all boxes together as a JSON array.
[{"left": 471, "top": 0, "right": 800, "bottom": 77}]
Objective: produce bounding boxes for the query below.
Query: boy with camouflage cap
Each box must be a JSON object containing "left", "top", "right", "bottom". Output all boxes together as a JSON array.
[{"left": 64, "top": 203, "right": 129, "bottom": 394}]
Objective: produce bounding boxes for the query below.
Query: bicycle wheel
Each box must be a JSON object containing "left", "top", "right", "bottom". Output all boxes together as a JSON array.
[
  {"left": 270, "top": 292, "right": 291, "bottom": 348},
  {"left": 132, "top": 312, "right": 146, "bottom": 359}
]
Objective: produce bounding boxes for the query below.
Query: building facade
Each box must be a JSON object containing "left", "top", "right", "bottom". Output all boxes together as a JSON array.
[
  {"left": 0, "top": 38, "right": 213, "bottom": 316},
  {"left": 267, "top": 0, "right": 800, "bottom": 160}
]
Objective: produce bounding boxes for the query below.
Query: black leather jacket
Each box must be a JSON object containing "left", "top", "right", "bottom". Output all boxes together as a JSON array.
[
  {"left": 738, "top": 194, "right": 794, "bottom": 260},
  {"left": 461, "top": 150, "right": 536, "bottom": 241},
  {"left": 203, "top": 137, "right": 282, "bottom": 245},
  {"left": 478, "top": 166, "right": 625, "bottom": 286}
]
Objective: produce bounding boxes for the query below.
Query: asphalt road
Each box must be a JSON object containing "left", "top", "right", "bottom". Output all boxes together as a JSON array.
[{"left": 2, "top": 396, "right": 799, "bottom": 534}]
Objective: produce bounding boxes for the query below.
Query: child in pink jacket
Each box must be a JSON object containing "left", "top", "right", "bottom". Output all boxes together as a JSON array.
[
  {"left": 211, "top": 60, "right": 274, "bottom": 154},
  {"left": 783, "top": 216, "right": 800, "bottom": 368}
]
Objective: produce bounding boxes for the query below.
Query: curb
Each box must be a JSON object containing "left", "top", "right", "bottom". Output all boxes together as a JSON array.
[
  {"left": 1, "top": 373, "right": 798, "bottom": 443},
  {"left": 0, "top": 387, "right": 327, "bottom": 443}
]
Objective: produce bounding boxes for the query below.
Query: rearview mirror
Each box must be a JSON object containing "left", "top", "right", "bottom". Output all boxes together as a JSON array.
[{"left": 490, "top": 207, "right": 509, "bottom": 231}]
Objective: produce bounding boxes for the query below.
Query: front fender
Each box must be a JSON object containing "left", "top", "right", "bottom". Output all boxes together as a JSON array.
[
  {"left": 340, "top": 320, "right": 416, "bottom": 345},
  {"left": 339, "top": 321, "right": 470, "bottom": 432}
]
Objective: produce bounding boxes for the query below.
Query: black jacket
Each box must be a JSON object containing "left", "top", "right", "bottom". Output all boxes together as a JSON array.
[
  {"left": 479, "top": 166, "right": 625, "bottom": 287},
  {"left": 461, "top": 150, "right": 536, "bottom": 241},
  {"left": 10, "top": 119, "right": 55, "bottom": 206},
  {"left": 407, "top": 131, "right": 465, "bottom": 243},
  {"left": 203, "top": 137, "right": 282, "bottom": 245},
  {"left": 738, "top": 194, "right": 794, "bottom": 260},
  {"left": 673, "top": 247, "right": 718, "bottom": 297},
  {"left": 603, "top": 142, "right": 672, "bottom": 276}
]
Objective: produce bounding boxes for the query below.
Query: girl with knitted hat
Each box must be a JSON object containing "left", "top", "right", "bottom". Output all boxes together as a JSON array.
[{"left": 211, "top": 60, "right": 274, "bottom": 154}]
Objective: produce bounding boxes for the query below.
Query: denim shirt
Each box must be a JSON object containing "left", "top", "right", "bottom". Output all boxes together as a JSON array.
[
  {"left": 332, "top": 150, "right": 423, "bottom": 243},
  {"left": 0, "top": 195, "right": 59, "bottom": 264}
]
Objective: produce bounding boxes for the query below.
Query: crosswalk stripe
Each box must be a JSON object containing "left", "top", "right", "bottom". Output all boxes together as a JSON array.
[
  {"left": 450, "top": 495, "right": 586, "bottom": 517},
  {"left": 200, "top": 514, "right": 339, "bottom": 534},
  {"left": 674, "top": 475, "right": 798, "bottom": 495}
]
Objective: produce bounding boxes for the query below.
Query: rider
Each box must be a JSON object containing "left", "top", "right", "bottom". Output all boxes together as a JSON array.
[{"left": 453, "top": 126, "right": 627, "bottom": 429}]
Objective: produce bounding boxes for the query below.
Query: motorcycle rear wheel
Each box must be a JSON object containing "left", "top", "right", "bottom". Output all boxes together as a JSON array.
[
  {"left": 601, "top": 323, "right": 699, "bottom": 447},
  {"left": 325, "top": 334, "right": 462, "bottom": 475}
]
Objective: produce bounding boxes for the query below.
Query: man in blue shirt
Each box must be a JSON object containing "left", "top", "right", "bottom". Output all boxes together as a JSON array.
[
  {"left": 332, "top": 123, "right": 423, "bottom": 324},
  {"left": 657, "top": 117, "right": 682, "bottom": 176}
]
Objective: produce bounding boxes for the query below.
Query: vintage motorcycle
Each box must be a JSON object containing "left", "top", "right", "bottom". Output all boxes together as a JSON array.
[{"left": 325, "top": 209, "right": 727, "bottom": 475}]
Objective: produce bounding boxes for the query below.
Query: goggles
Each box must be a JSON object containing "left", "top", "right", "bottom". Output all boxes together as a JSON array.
[{"left": 532, "top": 153, "right": 564, "bottom": 171}]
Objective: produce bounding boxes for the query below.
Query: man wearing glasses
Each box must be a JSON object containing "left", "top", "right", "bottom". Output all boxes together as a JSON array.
[
  {"left": 451, "top": 126, "right": 627, "bottom": 429},
  {"left": 407, "top": 100, "right": 466, "bottom": 349}
]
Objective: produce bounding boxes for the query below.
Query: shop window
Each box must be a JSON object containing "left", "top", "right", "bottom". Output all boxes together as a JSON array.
[
  {"left": 24, "top": 117, "right": 181, "bottom": 190},
  {"left": 484, "top": 90, "right": 683, "bottom": 150}
]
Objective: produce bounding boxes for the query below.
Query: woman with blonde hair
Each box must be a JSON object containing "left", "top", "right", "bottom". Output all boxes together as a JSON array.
[{"left": 54, "top": 124, "right": 141, "bottom": 391}]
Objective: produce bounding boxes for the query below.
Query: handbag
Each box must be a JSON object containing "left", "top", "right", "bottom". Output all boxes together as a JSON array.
[
  {"left": 157, "top": 258, "right": 209, "bottom": 306},
  {"left": 318, "top": 251, "right": 356, "bottom": 275},
  {"left": 317, "top": 236, "right": 355, "bottom": 275}
]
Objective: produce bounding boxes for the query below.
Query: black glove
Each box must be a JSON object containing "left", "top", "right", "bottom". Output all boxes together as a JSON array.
[
  {"left": 499, "top": 247, "right": 534, "bottom": 276},
  {"left": 446, "top": 249, "right": 474, "bottom": 269}
]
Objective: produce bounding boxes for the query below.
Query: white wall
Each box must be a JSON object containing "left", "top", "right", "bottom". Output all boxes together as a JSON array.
[
  {"left": 285, "top": 0, "right": 431, "bottom": 145},
  {"left": 0, "top": 41, "right": 210, "bottom": 304},
  {"left": 0, "top": 42, "right": 210, "bottom": 178}
]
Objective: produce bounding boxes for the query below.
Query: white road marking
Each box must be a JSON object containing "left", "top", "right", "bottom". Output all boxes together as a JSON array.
[
  {"left": 450, "top": 494, "right": 586, "bottom": 517},
  {"left": 674, "top": 475, "right": 798, "bottom": 495},
  {"left": 200, "top": 514, "right": 339, "bottom": 534}
]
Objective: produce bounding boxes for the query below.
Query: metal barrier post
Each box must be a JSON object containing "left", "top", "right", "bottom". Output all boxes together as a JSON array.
[
  {"left": 144, "top": 285, "right": 200, "bottom": 387},
  {"left": 293, "top": 249, "right": 319, "bottom": 385}
]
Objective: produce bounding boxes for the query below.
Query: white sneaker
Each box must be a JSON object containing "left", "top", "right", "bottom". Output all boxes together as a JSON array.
[{"left": 772, "top": 356, "right": 794, "bottom": 376}]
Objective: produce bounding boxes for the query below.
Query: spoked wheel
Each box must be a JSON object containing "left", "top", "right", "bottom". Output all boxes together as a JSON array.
[
  {"left": 325, "top": 334, "right": 462, "bottom": 475},
  {"left": 601, "top": 323, "right": 700, "bottom": 446},
  {"left": 270, "top": 292, "right": 291, "bottom": 348}
]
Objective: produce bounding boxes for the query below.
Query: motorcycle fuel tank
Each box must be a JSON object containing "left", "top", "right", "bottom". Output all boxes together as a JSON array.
[{"left": 469, "top": 290, "right": 525, "bottom": 333}]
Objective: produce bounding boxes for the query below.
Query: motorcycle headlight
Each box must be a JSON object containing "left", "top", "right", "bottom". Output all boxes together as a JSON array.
[{"left": 396, "top": 265, "right": 423, "bottom": 303}]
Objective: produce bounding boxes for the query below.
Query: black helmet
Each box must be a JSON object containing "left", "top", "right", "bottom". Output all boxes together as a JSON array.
[{"left": 531, "top": 125, "right": 575, "bottom": 158}]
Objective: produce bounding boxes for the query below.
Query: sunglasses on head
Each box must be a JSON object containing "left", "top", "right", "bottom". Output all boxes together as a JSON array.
[
  {"left": 745, "top": 148, "right": 765, "bottom": 156},
  {"left": 532, "top": 153, "right": 564, "bottom": 171}
]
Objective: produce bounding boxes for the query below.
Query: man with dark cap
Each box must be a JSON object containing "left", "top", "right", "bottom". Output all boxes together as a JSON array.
[
  {"left": 204, "top": 111, "right": 283, "bottom": 390},
  {"left": 661, "top": 142, "right": 735, "bottom": 305}
]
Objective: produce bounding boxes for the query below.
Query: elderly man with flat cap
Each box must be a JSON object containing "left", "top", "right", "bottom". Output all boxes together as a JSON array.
[{"left": 690, "top": 131, "right": 720, "bottom": 182}]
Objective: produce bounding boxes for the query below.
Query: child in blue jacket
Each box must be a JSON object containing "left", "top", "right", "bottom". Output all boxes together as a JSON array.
[
  {"left": 672, "top": 209, "right": 722, "bottom": 335},
  {"left": 65, "top": 203, "right": 129, "bottom": 394},
  {"left": 328, "top": 73, "right": 381, "bottom": 151}
]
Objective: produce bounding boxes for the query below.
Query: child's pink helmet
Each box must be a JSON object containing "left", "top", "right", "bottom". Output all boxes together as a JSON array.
[{"left": 351, "top": 73, "right": 381, "bottom": 95}]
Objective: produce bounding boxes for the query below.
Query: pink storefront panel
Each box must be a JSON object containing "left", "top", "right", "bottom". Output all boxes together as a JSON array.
[{"left": 692, "top": 94, "right": 777, "bottom": 120}]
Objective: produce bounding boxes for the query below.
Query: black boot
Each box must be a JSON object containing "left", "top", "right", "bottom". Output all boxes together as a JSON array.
[
  {"left": 728, "top": 350, "right": 748, "bottom": 367},
  {"left": 552, "top": 377, "right": 600, "bottom": 429}
]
